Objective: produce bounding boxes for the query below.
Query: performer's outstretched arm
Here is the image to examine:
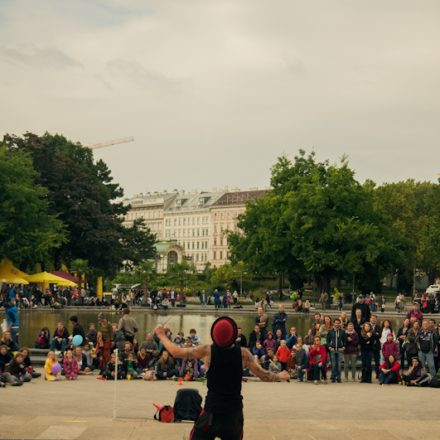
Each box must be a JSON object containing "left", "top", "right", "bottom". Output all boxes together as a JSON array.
[
  {"left": 241, "top": 348, "right": 290, "bottom": 382},
  {"left": 155, "top": 324, "right": 209, "bottom": 360}
]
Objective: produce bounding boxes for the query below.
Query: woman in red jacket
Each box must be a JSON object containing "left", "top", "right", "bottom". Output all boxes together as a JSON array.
[
  {"left": 379, "top": 355, "right": 400, "bottom": 385},
  {"left": 309, "top": 336, "right": 327, "bottom": 384}
]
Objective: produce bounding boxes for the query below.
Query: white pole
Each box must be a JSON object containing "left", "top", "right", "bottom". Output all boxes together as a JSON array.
[{"left": 113, "top": 349, "right": 118, "bottom": 419}]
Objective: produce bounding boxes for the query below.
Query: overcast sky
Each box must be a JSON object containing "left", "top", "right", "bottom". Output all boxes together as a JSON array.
[{"left": 1, "top": 0, "right": 439, "bottom": 197}]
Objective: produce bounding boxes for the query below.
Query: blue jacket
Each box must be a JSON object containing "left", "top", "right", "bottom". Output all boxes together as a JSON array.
[{"left": 6, "top": 306, "right": 19, "bottom": 328}]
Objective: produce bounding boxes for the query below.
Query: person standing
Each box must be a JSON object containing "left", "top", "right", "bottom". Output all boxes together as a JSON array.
[
  {"left": 369, "top": 315, "right": 381, "bottom": 378},
  {"left": 155, "top": 317, "right": 289, "bottom": 440},
  {"left": 351, "top": 295, "right": 371, "bottom": 322},
  {"left": 69, "top": 316, "right": 85, "bottom": 344},
  {"left": 344, "top": 322, "right": 359, "bottom": 381},
  {"left": 319, "top": 291, "right": 328, "bottom": 310},
  {"left": 5, "top": 300, "right": 19, "bottom": 347},
  {"left": 359, "top": 322, "right": 374, "bottom": 383},
  {"left": 117, "top": 308, "right": 138, "bottom": 344},
  {"left": 255, "top": 307, "right": 268, "bottom": 339},
  {"left": 272, "top": 305, "right": 288, "bottom": 339},
  {"left": 327, "top": 318, "right": 346, "bottom": 383},
  {"left": 416, "top": 319, "right": 437, "bottom": 375}
]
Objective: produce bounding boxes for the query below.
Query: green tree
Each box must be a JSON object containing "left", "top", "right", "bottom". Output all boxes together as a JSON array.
[
  {"left": 0, "top": 146, "right": 65, "bottom": 267},
  {"left": 120, "top": 219, "right": 157, "bottom": 269},
  {"left": 210, "top": 262, "right": 249, "bottom": 291},
  {"left": 3, "top": 132, "right": 156, "bottom": 276},
  {"left": 230, "top": 150, "right": 398, "bottom": 292},
  {"left": 167, "top": 261, "right": 197, "bottom": 290},
  {"left": 374, "top": 180, "right": 440, "bottom": 289},
  {"left": 70, "top": 258, "right": 89, "bottom": 289}
]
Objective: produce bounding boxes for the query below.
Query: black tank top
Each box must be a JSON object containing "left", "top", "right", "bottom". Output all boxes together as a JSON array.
[{"left": 205, "top": 343, "right": 243, "bottom": 413}]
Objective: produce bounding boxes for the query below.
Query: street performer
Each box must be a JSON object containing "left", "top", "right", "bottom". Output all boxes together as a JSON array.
[{"left": 155, "top": 316, "right": 290, "bottom": 439}]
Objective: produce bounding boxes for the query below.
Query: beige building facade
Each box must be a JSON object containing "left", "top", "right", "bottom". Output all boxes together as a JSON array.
[
  {"left": 209, "top": 190, "right": 268, "bottom": 267},
  {"left": 122, "top": 189, "right": 268, "bottom": 271}
]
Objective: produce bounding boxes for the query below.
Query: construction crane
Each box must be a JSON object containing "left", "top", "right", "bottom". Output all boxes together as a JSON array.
[{"left": 86, "top": 136, "right": 134, "bottom": 150}]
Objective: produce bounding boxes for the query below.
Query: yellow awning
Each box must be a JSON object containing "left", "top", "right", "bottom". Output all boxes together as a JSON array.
[
  {"left": 0, "top": 259, "right": 29, "bottom": 283},
  {"left": 26, "top": 271, "right": 77, "bottom": 287}
]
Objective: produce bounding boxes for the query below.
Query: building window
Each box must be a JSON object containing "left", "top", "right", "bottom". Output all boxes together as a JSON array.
[
  {"left": 197, "top": 242, "right": 200, "bottom": 249},
  {"left": 213, "top": 251, "right": 216, "bottom": 260},
  {"left": 220, "top": 251, "right": 223, "bottom": 259},
  {"left": 214, "top": 239, "right": 217, "bottom": 246}
]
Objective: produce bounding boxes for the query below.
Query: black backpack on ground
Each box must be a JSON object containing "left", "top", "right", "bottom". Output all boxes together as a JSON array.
[{"left": 173, "top": 388, "right": 202, "bottom": 422}]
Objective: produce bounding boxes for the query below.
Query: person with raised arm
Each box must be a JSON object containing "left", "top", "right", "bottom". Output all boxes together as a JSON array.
[{"left": 155, "top": 316, "right": 290, "bottom": 440}]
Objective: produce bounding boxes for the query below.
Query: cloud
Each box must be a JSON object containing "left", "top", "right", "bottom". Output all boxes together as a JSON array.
[
  {"left": 0, "top": 45, "right": 82, "bottom": 70},
  {"left": 0, "top": 0, "right": 439, "bottom": 197}
]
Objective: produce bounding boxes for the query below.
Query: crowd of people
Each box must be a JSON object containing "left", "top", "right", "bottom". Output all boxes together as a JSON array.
[
  {"left": 2, "top": 290, "right": 440, "bottom": 388},
  {"left": 245, "top": 299, "right": 440, "bottom": 386}
]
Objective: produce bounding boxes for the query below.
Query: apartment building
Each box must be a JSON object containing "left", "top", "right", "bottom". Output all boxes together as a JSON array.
[{"left": 209, "top": 190, "right": 268, "bottom": 267}]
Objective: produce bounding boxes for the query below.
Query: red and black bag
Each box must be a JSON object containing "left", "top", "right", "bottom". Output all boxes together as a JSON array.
[{"left": 153, "top": 404, "right": 175, "bottom": 423}]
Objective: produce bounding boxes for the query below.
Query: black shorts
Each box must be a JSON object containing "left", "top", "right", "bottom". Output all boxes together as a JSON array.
[{"left": 190, "top": 408, "right": 243, "bottom": 440}]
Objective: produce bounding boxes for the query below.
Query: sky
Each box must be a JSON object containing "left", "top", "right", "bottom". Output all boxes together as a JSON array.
[{"left": 1, "top": 0, "right": 439, "bottom": 197}]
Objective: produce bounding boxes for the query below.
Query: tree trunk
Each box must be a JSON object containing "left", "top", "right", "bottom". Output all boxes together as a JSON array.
[{"left": 278, "top": 273, "right": 284, "bottom": 300}]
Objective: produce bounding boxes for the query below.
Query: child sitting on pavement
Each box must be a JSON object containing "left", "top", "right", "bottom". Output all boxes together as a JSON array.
[
  {"left": 63, "top": 349, "right": 79, "bottom": 380},
  {"left": 44, "top": 351, "right": 62, "bottom": 381}
]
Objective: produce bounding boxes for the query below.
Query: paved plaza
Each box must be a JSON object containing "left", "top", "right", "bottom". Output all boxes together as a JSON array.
[{"left": 0, "top": 372, "right": 439, "bottom": 440}]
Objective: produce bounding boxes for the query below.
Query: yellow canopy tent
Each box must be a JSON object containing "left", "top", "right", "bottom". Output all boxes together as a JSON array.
[
  {"left": 26, "top": 271, "right": 77, "bottom": 287},
  {"left": 0, "top": 259, "right": 29, "bottom": 284}
]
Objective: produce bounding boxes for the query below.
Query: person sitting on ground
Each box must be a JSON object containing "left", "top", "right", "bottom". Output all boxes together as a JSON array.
[
  {"left": 263, "top": 331, "right": 276, "bottom": 352},
  {"left": 0, "top": 345, "right": 21, "bottom": 386},
  {"left": 119, "top": 341, "right": 134, "bottom": 362},
  {"left": 155, "top": 351, "right": 177, "bottom": 380},
  {"left": 268, "top": 355, "right": 281, "bottom": 373},
  {"left": 73, "top": 346, "right": 91, "bottom": 374},
  {"left": 252, "top": 341, "right": 266, "bottom": 365},
  {"left": 19, "top": 347, "right": 41, "bottom": 378},
  {"left": 189, "top": 328, "right": 200, "bottom": 346},
  {"left": 309, "top": 336, "right": 327, "bottom": 384},
  {"left": 136, "top": 347, "right": 151, "bottom": 375},
  {"left": 124, "top": 352, "right": 138, "bottom": 379},
  {"left": 261, "top": 347, "right": 275, "bottom": 370},
  {"left": 140, "top": 333, "right": 160, "bottom": 363},
  {"left": 82, "top": 343, "right": 95, "bottom": 370},
  {"left": 51, "top": 322, "right": 69, "bottom": 353},
  {"left": 276, "top": 340, "right": 291, "bottom": 371},
  {"left": 6, "top": 352, "right": 31, "bottom": 383},
  {"left": 44, "top": 351, "right": 61, "bottom": 381},
  {"left": 179, "top": 357, "right": 200, "bottom": 380},
  {"left": 382, "top": 333, "right": 399, "bottom": 362},
  {"left": 402, "top": 357, "right": 431, "bottom": 386},
  {"left": 63, "top": 348, "right": 79, "bottom": 380},
  {"left": 102, "top": 352, "right": 124, "bottom": 380},
  {"left": 235, "top": 327, "right": 248, "bottom": 348},
  {"left": 379, "top": 355, "right": 401, "bottom": 385},
  {"left": 35, "top": 327, "right": 50, "bottom": 349},
  {"left": 86, "top": 323, "right": 97, "bottom": 346},
  {"left": 0, "top": 331, "right": 18, "bottom": 352}
]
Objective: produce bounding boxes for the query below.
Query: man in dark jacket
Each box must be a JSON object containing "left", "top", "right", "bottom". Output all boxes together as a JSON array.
[
  {"left": 351, "top": 296, "right": 371, "bottom": 322},
  {"left": 235, "top": 328, "right": 248, "bottom": 348},
  {"left": 416, "top": 319, "right": 438, "bottom": 375},
  {"left": 248, "top": 325, "right": 263, "bottom": 351},
  {"left": 69, "top": 316, "right": 85, "bottom": 343},
  {"left": 272, "top": 305, "right": 288, "bottom": 339},
  {"left": 327, "top": 318, "right": 346, "bottom": 383},
  {"left": 369, "top": 315, "right": 381, "bottom": 378}
]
